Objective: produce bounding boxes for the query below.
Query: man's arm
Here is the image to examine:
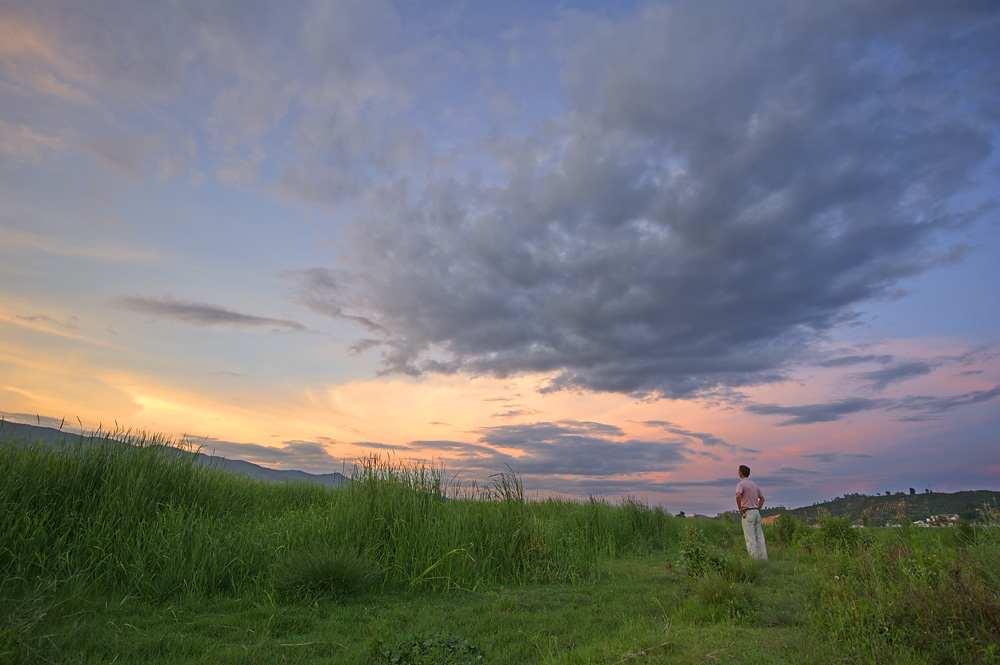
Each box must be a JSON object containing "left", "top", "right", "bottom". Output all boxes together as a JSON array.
[
  {"left": 736, "top": 491, "right": 744, "bottom": 514},
  {"left": 757, "top": 494, "right": 764, "bottom": 510}
]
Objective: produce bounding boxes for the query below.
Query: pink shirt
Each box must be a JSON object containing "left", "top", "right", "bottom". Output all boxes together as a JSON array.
[{"left": 736, "top": 478, "right": 764, "bottom": 511}]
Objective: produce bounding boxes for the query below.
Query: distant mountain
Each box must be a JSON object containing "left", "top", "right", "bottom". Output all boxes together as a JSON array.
[
  {"left": 761, "top": 489, "right": 1000, "bottom": 525},
  {"left": 0, "top": 420, "right": 349, "bottom": 488}
]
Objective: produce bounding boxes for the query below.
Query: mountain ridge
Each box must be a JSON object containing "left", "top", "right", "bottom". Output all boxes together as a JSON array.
[
  {"left": 0, "top": 419, "right": 348, "bottom": 488},
  {"left": 760, "top": 489, "right": 1000, "bottom": 525}
]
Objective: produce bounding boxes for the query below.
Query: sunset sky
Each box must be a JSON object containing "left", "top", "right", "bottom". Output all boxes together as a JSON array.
[{"left": 2, "top": 0, "right": 998, "bottom": 516}]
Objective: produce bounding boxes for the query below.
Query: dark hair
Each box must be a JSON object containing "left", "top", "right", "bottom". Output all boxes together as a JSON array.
[{"left": 739, "top": 465, "right": 751, "bottom": 477}]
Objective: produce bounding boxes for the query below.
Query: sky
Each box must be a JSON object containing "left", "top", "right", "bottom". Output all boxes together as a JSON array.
[{"left": 1, "top": 0, "right": 998, "bottom": 516}]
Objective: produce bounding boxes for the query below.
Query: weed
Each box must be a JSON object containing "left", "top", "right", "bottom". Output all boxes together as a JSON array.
[
  {"left": 378, "top": 632, "right": 485, "bottom": 665},
  {"left": 818, "top": 539, "right": 1000, "bottom": 664}
]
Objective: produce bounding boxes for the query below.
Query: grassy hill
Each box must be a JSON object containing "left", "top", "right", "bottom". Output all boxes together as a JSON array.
[
  {"left": 762, "top": 490, "right": 1000, "bottom": 525},
  {"left": 0, "top": 419, "right": 349, "bottom": 488},
  {"left": 1, "top": 424, "right": 998, "bottom": 664}
]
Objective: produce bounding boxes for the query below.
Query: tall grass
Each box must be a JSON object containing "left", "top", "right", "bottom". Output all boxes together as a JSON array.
[
  {"left": 813, "top": 523, "right": 1000, "bottom": 664},
  {"left": 4, "top": 427, "right": 1000, "bottom": 663},
  {"left": 0, "top": 429, "right": 677, "bottom": 603}
]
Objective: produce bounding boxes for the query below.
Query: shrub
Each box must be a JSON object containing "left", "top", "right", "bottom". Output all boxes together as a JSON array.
[
  {"left": 775, "top": 509, "right": 807, "bottom": 547},
  {"left": 818, "top": 516, "right": 862, "bottom": 549},
  {"left": 680, "top": 525, "right": 729, "bottom": 578},
  {"left": 271, "top": 546, "right": 377, "bottom": 601}
]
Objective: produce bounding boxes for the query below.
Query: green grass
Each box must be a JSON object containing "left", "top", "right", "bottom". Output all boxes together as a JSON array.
[{"left": 1, "top": 427, "right": 998, "bottom": 664}]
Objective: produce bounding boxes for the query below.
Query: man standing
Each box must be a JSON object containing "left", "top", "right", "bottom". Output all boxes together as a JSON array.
[{"left": 735, "top": 465, "right": 767, "bottom": 560}]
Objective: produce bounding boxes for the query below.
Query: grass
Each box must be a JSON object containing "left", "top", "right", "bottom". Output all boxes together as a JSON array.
[
  {"left": 1, "top": 426, "right": 998, "bottom": 664},
  {"left": 2, "top": 555, "right": 831, "bottom": 664}
]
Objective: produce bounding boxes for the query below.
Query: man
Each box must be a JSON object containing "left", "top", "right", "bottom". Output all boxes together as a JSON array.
[{"left": 735, "top": 465, "right": 767, "bottom": 560}]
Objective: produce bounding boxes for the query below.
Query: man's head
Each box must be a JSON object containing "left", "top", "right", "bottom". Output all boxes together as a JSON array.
[{"left": 738, "top": 465, "right": 751, "bottom": 478}]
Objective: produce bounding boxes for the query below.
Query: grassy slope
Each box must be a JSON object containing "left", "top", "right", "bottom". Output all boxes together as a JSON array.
[{"left": 2, "top": 429, "right": 998, "bottom": 664}]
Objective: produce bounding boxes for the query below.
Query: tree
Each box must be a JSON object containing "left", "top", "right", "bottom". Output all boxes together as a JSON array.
[{"left": 909, "top": 488, "right": 916, "bottom": 495}]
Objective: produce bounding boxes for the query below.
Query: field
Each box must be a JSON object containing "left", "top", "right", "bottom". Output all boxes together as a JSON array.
[{"left": 2, "top": 429, "right": 998, "bottom": 664}]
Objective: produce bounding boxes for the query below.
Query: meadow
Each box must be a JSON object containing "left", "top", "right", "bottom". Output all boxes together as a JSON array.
[{"left": 1, "top": 429, "right": 997, "bottom": 664}]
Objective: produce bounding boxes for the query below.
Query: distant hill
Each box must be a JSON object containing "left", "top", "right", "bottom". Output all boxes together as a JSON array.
[
  {"left": 0, "top": 420, "right": 349, "bottom": 488},
  {"left": 761, "top": 489, "right": 1000, "bottom": 526}
]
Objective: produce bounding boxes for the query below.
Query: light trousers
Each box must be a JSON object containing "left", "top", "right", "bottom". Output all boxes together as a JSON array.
[{"left": 741, "top": 508, "right": 768, "bottom": 560}]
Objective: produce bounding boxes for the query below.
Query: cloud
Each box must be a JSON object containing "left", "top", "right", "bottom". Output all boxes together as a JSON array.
[
  {"left": 746, "top": 397, "right": 892, "bottom": 426},
  {"left": 653, "top": 466, "right": 821, "bottom": 494},
  {"left": 0, "top": 411, "right": 83, "bottom": 433},
  {"left": 491, "top": 408, "right": 537, "bottom": 419},
  {"left": 801, "top": 452, "right": 839, "bottom": 463},
  {"left": 0, "top": 121, "right": 64, "bottom": 162},
  {"left": 748, "top": 383, "right": 1000, "bottom": 425},
  {"left": 114, "top": 295, "right": 306, "bottom": 332},
  {"left": 0, "top": 228, "right": 161, "bottom": 263},
  {"left": 852, "top": 361, "right": 936, "bottom": 391},
  {"left": 194, "top": 437, "right": 341, "bottom": 473},
  {"left": 1, "top": 0, "right": 417, "bottom": 195},
  {"left": 889, "top": 385, "right": 1000, "bottom": 420},
  {"left": 15, "top": 314, "right": 79, "bottom": 330},
  {"left": 845, "top": 348, "right": 997, "bottom": 392},
  {"left": 288, "top": 1, "right": 1000, "bottom": 398},
  {"left": 643, "top": 420, "right": 735, "bottom": 449},
  {"left": 280, "top": 268, "right": 387, "bottom": 334},
  {"left": 406, "top": 420, "right": 688, "bottom": 480},
  {"left": 816, "top": 354, "right": 894, "bottom": 369}
]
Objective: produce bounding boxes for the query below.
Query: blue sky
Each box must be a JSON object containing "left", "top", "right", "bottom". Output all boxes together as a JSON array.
[{"left": 1, "top": 0, "right": 998, "bottom": 516}]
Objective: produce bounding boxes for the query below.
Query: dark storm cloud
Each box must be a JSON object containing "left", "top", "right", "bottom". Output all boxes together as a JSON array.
[
  {"left": 287, "top": 2, "right": 999, "bottom": 398},
  {"left": 114, "top": 295, "right": 306, "bottom": 332}
]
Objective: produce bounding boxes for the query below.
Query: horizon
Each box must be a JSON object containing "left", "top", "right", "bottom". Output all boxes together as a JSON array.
[
  {"left": 2, "top": 414, "right": 997, "bottom": 518},
  {"left": 2, "top": 1, "right": 999, "bottom": 517}
]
